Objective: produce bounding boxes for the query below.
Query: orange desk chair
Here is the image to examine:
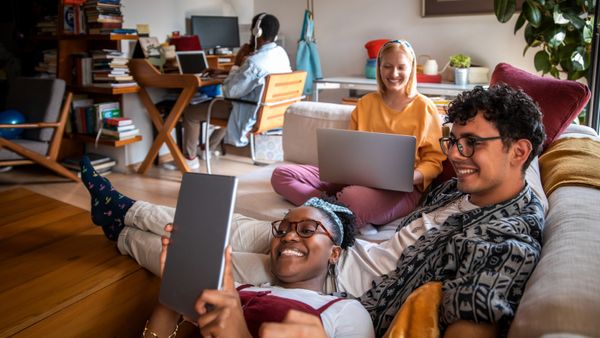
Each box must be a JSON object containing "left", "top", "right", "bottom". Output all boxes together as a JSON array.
[{"left": 204, "top": 71, "right": 307, "bottom": 174}]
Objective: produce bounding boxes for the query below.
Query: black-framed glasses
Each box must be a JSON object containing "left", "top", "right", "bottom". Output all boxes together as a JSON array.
[
  {"left": 271, "top": 219, "right": 336, "bottom": 243},
  {"left": 439, "top": 135, "right": 503, "bottom": 158}
]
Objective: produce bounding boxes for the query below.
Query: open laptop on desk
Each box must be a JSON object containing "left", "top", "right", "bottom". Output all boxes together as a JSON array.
[
  {"left": 175, "top": 50, "right": 210, "bottom": 78},
  {"left": 316, "top": 128, "right": 416, "bottom": 192}
]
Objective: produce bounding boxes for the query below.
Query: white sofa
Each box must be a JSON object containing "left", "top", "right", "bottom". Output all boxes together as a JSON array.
[{"left": 234, "top": 101, "right": 600, "bottom": 337}]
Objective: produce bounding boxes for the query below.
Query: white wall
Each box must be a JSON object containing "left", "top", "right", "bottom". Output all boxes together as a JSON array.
[
  {"left": 122, "top": 0, "right": 253, "bottom": 43},
  {"left": 255, "top": 0, "right": 535, "bottom": 78}
]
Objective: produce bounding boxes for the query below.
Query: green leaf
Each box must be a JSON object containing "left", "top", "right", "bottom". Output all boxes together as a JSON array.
[
  {"left": 545, "top": 27, "right": 567, "bottom": 48},
  {"left": 524, "top": 24, "right": 536, "bottom": 45},
  {"left": 514, "top": 12, "right": 527, "bottom": 33},
  {"left": 534, "top": 51, "right": 552, "bottom": 72},
  {"left": 562, "top": 12, "right": 586, "bottom": 29},
  {"left": 524, "top": 2, "right": 542, "bottom": 27},
  {"left": 553, "top": 7, "right": 570, "bottom": 24},
  {"left": 583, "top": 22, "right": 593, "bottom": 44},
  {"left": 571, "top": 48, "right": 586, "bottom": 71},
  {"left": 550, "top": 67, "right": 560, "bottom": 78},
  {"left": 494, "top": 0, "right": 516, "bottom": 23}
]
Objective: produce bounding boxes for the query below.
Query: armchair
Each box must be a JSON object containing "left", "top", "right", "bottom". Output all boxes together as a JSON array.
[{"left": 0, "top": 77, "right": 77, "bottom": 181}]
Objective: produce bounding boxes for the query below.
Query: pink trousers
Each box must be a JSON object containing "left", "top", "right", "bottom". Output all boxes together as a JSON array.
[{"left": 271, "top": 164, "right": 422, "bottom": 226}]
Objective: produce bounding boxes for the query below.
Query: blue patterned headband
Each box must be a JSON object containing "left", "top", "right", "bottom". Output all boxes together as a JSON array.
[
  {"left": 303, "top": 197, "right": 353, "bottom": 246},
  {"left": 381, "top": 39, "right": 415, "bottom": 59}
]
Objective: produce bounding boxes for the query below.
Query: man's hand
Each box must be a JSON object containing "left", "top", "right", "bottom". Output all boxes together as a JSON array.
[
  {"left": 195, "top": 246, "right": 252, "bottom": 338},
  {"left": 259, "top": 310, "right": 327, "bottom": 338},
  {"left": 234, "top": 43, "right": 253, "bottom": 66}
]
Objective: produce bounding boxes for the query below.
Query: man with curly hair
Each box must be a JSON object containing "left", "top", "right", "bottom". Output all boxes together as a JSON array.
[{"left": 357, "top": 83, "right": 546, "bottom": 337}]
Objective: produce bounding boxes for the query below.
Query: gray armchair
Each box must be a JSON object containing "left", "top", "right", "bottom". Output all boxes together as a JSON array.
[{"left": 0, "top": 77, "right": 78, "bottom": 181}]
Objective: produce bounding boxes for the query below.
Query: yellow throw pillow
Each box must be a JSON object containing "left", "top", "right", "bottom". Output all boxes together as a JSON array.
[{"left": 383, "top": 281, "right": 442, "bottom": 338}]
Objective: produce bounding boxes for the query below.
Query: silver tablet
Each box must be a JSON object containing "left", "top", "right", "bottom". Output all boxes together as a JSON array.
[{"left": 159, "top": 172, "right": 238, "bottom": 319}]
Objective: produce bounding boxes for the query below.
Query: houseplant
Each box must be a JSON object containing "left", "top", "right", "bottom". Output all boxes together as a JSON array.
[
  {"left": 493, "top": 0, "right": 595, "bottom": 82},
  {"left": 449, "top": 54, "right": 471, "bottom": 85}
]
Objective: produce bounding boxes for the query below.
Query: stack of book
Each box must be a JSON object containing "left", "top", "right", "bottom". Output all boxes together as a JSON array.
[
  {"left": 91, "top": 49, "right": 136, "bottom": 88},
  {"left": 62, "top": 153, "right": 116, "bottom": 177},
  {"left": 34, "top": 49, "right": 58, "bottom": 78},
  {"left": 71, "top": 100, "right": 122, "bottom": 135},
  {"left": 84, "top": 0, "right": 123, "bottom": 35},
  {"left": 36, "top": 16, "right": 58, "bottom": 36},
  {"left": 101, "top": 117, "right": 140, "bottom": 140}
]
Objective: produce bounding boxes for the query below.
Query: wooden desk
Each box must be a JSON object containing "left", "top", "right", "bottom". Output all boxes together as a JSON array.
[
  {"left": 129, "top": 59, "right": 221, "bottom": 174},
  {"left": 206, "top": 54, "right": 235, "bottom": 71}
]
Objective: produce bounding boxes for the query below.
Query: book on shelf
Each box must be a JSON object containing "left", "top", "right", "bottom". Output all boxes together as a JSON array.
[
  {"left": 61, "top": 152, "right": 115, "bottom": 171},
  {"left": 92, "top": 82, "right": 137, "bottom": 88},
  {"left": 64, "top": 4, "right": 86, "bottom": 34},
  {"left": 103, "top": 123, "right": 136, "bottom": 132},
  {"left": 63, "top": 159, "right": 116, "bottom": 172},
  {"left": 104, "top": 117, "right": 132, "bottom": 126},
  {"left": 110, "top": 28, "right": 137, "bottom": 35},
  {"left": 100, "top": 127, "right": 140, "bottom": 139},
  {"left": 71, "top": 101, "right": 121, "bottom": 134}
]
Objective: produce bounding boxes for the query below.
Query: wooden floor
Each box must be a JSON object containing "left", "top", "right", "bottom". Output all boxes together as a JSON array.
[
  {"left": 0, "top": 155, "right": 263, "bottom": 337},
  {"left": 0, "top": 154, "right": 263, "bottom": 209}
]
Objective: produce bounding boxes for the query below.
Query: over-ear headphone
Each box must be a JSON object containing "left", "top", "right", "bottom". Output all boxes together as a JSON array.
[{"left": 252, "top": 13, "right": 267, "bottom": 51}]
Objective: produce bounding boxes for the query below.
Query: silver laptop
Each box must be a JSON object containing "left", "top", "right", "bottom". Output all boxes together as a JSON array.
[
  {"left": 317, "top": 128, "right": 416, "bottom": 192},
  {"left": 159, "top": 172, "right": 238, "bottom": 319},
  {"left": 175, "top": 50, "right": 209, "bottom": 76}
]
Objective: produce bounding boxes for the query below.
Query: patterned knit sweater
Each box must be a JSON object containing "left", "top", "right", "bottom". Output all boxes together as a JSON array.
[{"left": 359, "top": 178, "right": 544, "bottom": 336}]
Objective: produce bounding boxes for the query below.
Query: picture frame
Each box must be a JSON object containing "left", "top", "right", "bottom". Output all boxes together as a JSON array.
[{"left": 421, "top": 0, "right": 522, "bottom": 17}]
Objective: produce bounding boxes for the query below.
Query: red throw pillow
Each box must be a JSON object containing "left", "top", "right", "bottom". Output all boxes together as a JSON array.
[{"left": 490, "top": 63, "right": 591, "bottom": 150}]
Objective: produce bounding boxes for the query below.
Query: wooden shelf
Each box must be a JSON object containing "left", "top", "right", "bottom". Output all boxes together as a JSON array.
[
  {"left": 58, "top": 33, "right": 138, "bottom": 41},
  {"left": 72, "top": 134, "right": 142, "bottom": 147},
  {"left": 67, "top": 85, "right": 140, "bottom": 95}
]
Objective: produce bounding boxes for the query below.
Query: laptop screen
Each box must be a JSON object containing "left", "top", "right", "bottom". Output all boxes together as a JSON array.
[{"left": 176, "top": 51, "right": 208, "bottom": 75}]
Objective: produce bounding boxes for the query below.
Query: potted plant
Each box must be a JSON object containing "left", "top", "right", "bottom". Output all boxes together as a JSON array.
[
  {"left": 449, "top": 54, "right": 471, "bottom": 86},
  {"left": 493, "top": 0, "right": 594, "bottom": 82}
]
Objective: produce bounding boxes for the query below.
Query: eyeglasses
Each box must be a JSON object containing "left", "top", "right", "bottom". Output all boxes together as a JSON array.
[
  {"left": 439, "top": 135, "right": 503, "bottom": 158},
  {"left": 271, "top": 219, "right": 336, "bottom": 243}
]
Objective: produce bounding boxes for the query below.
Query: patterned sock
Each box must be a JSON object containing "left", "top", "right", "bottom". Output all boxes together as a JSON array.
[{"left": 80, "top": 155, "right": 135, "bottom": 241}]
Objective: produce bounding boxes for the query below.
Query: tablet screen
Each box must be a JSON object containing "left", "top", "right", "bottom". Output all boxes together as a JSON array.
[{"left": 159, "top": 173, "right": 238, "bottom": 319}]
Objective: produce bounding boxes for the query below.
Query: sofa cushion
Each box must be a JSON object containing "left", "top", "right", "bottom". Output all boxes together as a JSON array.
[
  {"left": 508, "top": 186, "right": 600, "bottom": 338},
  {"left": 490, "top": 63, "right": 591, "bottom": 151},
  {"left": 283, "top": 101, "right": 354, "bottom": 165}
]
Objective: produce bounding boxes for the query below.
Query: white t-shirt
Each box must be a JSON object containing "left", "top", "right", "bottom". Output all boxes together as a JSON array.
[
  {"left": 236, "top": 284, "right": 375, "bottom": 338},
  {"left": 338, "top": 194, "right": 478, "bottom": 297}
]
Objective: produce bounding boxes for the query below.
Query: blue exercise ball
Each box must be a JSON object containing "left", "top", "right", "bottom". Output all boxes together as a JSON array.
[{"left": 0, "top": 109, "right": 26, "bottom": 139}]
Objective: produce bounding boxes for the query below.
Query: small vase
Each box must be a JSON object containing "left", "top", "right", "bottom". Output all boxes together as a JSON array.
[{"left": 454, "top": 68, "right": 469, "bottom": 86}]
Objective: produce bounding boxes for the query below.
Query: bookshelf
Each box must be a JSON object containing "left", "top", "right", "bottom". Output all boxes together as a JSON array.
[
  {"left": 54, "top": 1, "right": 141, "bottom": 154},
  {"left": 72, "top": 133, "right": 142, "bottom": 147}
]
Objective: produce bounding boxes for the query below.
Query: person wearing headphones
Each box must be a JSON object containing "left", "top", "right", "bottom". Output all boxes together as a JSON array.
[{"left": 182, "top": 13, "right": 291, "bottom": 169}]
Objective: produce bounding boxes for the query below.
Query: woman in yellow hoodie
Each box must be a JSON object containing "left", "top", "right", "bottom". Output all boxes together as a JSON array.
[{"left": 271, "top": 40, "right": 445, "bottom": 227}]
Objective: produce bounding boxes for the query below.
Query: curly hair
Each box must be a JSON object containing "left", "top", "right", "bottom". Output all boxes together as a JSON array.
[
  {"left": 446, "top": 83, "right": 546, "bottom": 173},
  {"left": 315, "top": 196, "right": 357, "bottom": 250}
]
